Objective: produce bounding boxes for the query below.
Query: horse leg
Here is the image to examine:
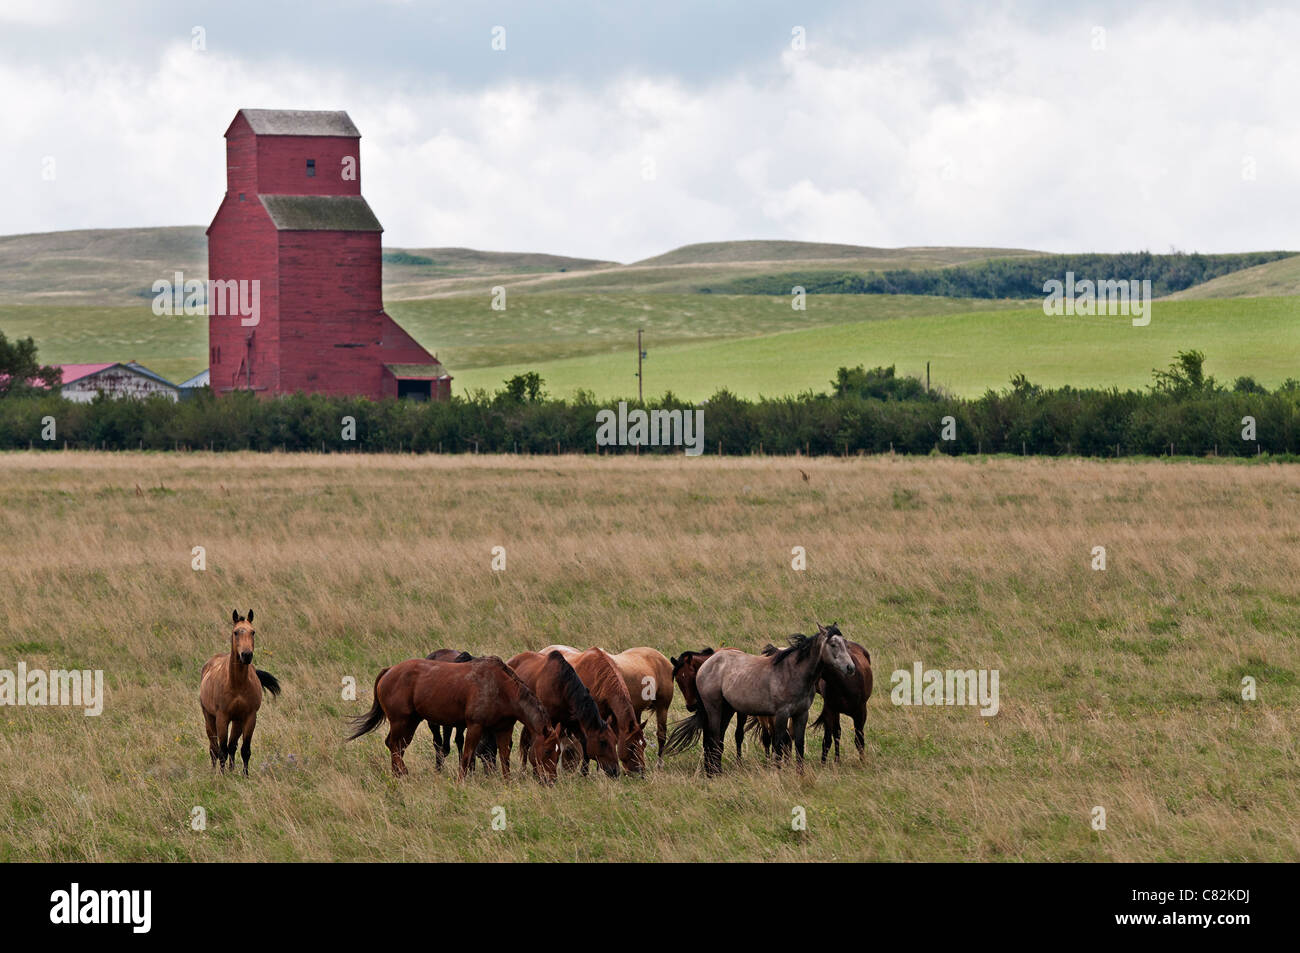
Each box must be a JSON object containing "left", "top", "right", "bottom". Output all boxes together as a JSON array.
[
  {"left": 495, "top": 728, "right": 513, "bottom": 780},
  {"left": 519, "top": 726, "right": 534, "bottom": 770},
  {"left": 215, "top": 713, "right": 231, "bottom": 772},
  {"left": 240, "top": 713, "right": 256, "bottom": 777},
  {"left": 733, "top": 716, "right": 746, "bottom": 761},
  {"left": 460, "top": 724, "right": 483, "bottom": 780},
  {"left": 430, "top": 723, "right": 446, "bottom": 772},
  {"left": 385, "top": 717, "right": 415, "bottom": 776},
  {"left": 227, "top": 719, "right": 244, "bottom": 774},
  {"left": 790, "top": 709, "right": 809, "bottom": 774},
  {"left": 820, "top": 710, "right": 835, "bottom": 763},
  {"left": 656, "top": 703, "right": 669, "bottom": 763},
  {"left": 203, "top": 709, "right": 220, "bottom": 769},
  {"left": 853, "top": 710, "right": 866, "bottom": 762},
  {"left": 832, "top": 716, "right": 842, "bottom": 764}
]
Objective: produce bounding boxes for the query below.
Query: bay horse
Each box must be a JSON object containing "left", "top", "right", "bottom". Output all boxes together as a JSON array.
[
  {"left": 348, "top": 657, "right": 562, "bottom": 781},
  {"left": 199, "top": 610, "right": 281, "bottom": 776},
  {"left": 506, "top": 651, "right": 620, "bottom": 777},
  {"left": 424, "top": 649, "right": 495, "bottom": 771},
  {"left": 668, "top": 624, "right": 855, "bottom": 776},
  {"left": 813, "top": 638, "right": 873, "bottom": 762},
  {"left": 539, "top": 645, "right": 647, "bottom": 775},
  {"left": 608, "top": 647, "right": 674, "bottom": 762}
]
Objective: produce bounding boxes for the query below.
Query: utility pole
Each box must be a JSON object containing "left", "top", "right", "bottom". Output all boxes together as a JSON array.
[
  {"left": 636, "top": 328, "right": 645, "bottom": 402},
  {"left": 926, "top": 360, "right": 930, "bottom": 393}
]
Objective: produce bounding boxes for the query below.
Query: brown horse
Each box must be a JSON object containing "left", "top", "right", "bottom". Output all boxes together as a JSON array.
[
  {"left": 424, "top": 649, "right": 495, "bottom": 771},
  {"left": 199, "top": 610, "right": 281, "bottom": 776},
  {"left": 348, "top": 657, "right": 562, "bottom": 781},
  {"left": 609, "top": 647, "right": 674, "bottom": 761},
  {"left": 507, "top": 651, "right": 620, "bottom": 777},
  {"left": 813, "top": 639, "right": 873, "bottom": 762},
  {"left": 539, "top": 645, "right": 647, "bottom": 774}
]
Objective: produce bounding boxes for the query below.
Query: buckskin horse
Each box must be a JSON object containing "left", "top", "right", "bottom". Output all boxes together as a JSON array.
[
  {"left": 539, "top": 645, "right": 647, "bottom": 775},
  {"left": 667, "top": 625, "right": 856, "bottom": 776},
  {"left": 199, "top": 610, "right": 281, "bottom": 776},
  {"left": 348, "top": 657, "right": 562, "bottom": 781},
  {"left": 507, "top": 650, "right": 620, "bottom": 777},
  {"left": 608, "top": 647, "right": 674, "bottom": 762}
]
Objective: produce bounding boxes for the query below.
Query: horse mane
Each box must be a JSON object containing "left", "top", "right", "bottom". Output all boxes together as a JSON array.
[
  {"left": 546, "top": 651, "right": 608, "bottom": 735},
  {"left": 768, "top": 632, "right": 820, "bottom": 666},
  {"left": 487, "top": 657, "right": 550, "bottom": 730},
  {"left": 585, "top": 649, "right": 637, "bottom": 728},
  {"left": 671, "top": 647, "right": 715, "bottom": 674}
]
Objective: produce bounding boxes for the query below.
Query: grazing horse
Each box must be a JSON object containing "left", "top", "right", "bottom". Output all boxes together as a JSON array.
[
  {"left": 813, "top": 639, "right": 873, "bottom": 762},
  {"left": 507, "top": 651, "right": 620, "bottom": 778},
  {"left": 608, "top": 647, "right": 674, "bottom": 762},
  {"left": 539, "top": 645, "right": 647, "bottom": 775},
  {"left": 348, "top": 657, "right": 562, "bottom": 781},
  {"left": 199, "top": 610, "right": 281, "bottom": 776},
  {"left": 668, "top": 625, "right": 855, "bottom": 776},
  {"left": 424, "top": 649, "right": 495, "bottom": 771}
]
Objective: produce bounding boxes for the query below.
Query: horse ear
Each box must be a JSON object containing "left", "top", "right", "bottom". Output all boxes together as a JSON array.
[
  {"left": 232, "top": 609, "right": 240, "bottom": 624},
  {"left": 816, "top": 623, "right": 828, "bottom": 635},
  {"left": 247, "top": 609, "right": 254, "bottom": 623}
]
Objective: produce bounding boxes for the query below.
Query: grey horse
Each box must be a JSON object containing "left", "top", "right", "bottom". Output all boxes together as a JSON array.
[{"left": 668, "top": 624, "right": 856, "bottom": 776}]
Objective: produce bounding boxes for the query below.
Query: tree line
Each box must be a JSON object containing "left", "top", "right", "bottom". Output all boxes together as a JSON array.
[
  {"left": 711, "top": 251, "right": 1294, "bottom": 298},
  {"left": 1, "top": 346, "right": 1296, "bottom": 459}
]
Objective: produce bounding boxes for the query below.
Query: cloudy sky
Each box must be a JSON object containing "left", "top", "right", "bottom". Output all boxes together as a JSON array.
[{"left": 2, "top": 0, "right": 1297, "bottom": 261}]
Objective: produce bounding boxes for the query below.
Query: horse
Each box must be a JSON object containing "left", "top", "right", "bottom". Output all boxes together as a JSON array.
[
  {"left": 348, "top": 657, "right": 562, "bottom": 781},
  {"left": 506, "top": 651, "right": 620, "bottom": 778},
  {"left": 745, "top": 638, "right": 873, "bottom": 763},
  {"left": 424, "top": 649, "right": 496, "bottom": 771},
  {"left": 813, "top": 639, "right": 873, "bottom": 762},
  {"left": 199, "top": 610, "right": 281, "bottom": 776},
  {"left": 670, "top": 647, "right": 746, "bottom": 758},
  {"left": 668, "top": 624, "right": 855, "bottom": 776},
  {"left": 608, "top": 647, "right": 674, "bottom": 761},
  {"left": 539, "top": 645, "right": 647, "bottom": 775}
]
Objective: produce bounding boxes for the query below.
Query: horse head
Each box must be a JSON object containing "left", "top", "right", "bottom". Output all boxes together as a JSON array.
[
  {"left": 816, "top": 623, "right": 855, "bottom": 678},
  {"left": 670, "top": 649, "right": 714, "bottom": 712},
  {"left": 585, "top": 718, "right": 621, "bottom": 778},
  {"left": 529, "top": 722, "right": 564, "bottom": 784},
  {"left": 620, "top": 718, "right": 647, "bottom": 775},
  {"left": 231, "top": 609, "right": 256, "bottom": 665}
]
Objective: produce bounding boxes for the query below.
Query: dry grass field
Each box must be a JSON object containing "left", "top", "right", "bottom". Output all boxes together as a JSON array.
[{"left": 0, "top": 451, "right": 1297, "bottom": 861}]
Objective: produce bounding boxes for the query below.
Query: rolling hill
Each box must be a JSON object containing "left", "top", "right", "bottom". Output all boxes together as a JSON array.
[{"left": 1, "top": 226, "right": 1295, "bottom": 396}]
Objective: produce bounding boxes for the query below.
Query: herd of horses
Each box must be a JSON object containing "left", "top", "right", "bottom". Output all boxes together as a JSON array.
[{"left": 199, "top": 612, "right": 873, "bottom": 781}]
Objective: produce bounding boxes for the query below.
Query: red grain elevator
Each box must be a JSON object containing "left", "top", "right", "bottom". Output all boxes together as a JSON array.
[{"left": 207, "top": 108, "right": 450, "bottom": 400}]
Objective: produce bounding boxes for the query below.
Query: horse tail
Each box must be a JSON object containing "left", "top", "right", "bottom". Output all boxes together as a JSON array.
[
  {"left": 255, "top": 669, "right": 281, "bottom": 698},
  {"left": 811, "top": 705, "right": 830, "bottom": 735},
  {"left": 346, "top": 667, "right": 390, "bottom": 741},
  {"left": 664, "top": 709, "right": 706, "bottom": 755}
]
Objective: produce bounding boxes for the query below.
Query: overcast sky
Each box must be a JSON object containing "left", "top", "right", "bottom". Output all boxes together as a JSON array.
[{"left": 2, "top": 0, "right": 1297, "bottom": 261}]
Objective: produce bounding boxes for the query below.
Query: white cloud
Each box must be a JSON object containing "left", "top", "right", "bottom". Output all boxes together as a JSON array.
[{"left": 2, "top": 6, "right": 1298, "bottom": 261}]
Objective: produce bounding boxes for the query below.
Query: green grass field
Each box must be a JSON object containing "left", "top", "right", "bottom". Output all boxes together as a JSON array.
[
  {"left": 1, "top": 452, "right": 1296, "bottom": 861},
  {"left": 7, "top": 293, "right": 1295, "bottom": 401},
  {"left": 451, "top": 295, "right": 1300, "bottom": 399}
]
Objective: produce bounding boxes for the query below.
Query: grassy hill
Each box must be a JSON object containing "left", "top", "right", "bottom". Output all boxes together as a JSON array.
[{"left": 1, "top": 227, "right": 1296, "bottom": 396}]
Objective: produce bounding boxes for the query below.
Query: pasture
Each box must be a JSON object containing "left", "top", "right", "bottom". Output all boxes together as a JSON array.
[{"left": 0, "top": 451, "right": 1296, "bottom": 861}]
